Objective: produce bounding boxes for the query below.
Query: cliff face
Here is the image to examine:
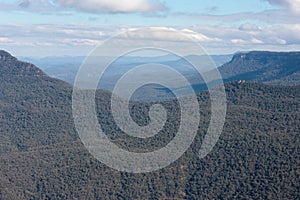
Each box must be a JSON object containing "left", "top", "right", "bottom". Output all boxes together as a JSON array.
[{"left": 219, "top": 51, "right": 300, "bottom": 85}]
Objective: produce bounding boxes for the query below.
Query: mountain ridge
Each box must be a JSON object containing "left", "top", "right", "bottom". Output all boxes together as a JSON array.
[
  {"left": 219, "top": 50, "right": 300, "bottom": 85},
  {"left": 0, "top": 50, "right": 47, "bottom": 77}
]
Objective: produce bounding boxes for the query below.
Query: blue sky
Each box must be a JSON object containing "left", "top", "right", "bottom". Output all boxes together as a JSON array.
[
  {"left": 0, "top": 0, "right": 274, "bottom": 25},
  {"left": 0, "top": 0, "right": 300, "bottom": 56}
]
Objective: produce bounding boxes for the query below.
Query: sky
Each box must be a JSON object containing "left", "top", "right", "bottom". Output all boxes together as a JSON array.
[{"left": 0, "top": 0, "right": 300, "bottom": 56}]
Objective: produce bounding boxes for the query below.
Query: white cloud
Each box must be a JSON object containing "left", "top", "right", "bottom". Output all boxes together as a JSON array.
[
  {"left": 118, "top": 27, "right": 221, "bottom": 43},
  {"left": 2, "top": 23, "right": 300, "bottom": 56},
  {"left": 251, "top": 38, "right": 264, "bottom": 44},
  {"left": 276, "top": 38, "right": 287, "bottom": 45},
  {"left": 0, "top": 37, "right": 13, "bottom": 43},
  {"left": 265, "top": 0, "right": 300, "bottom": 15},
  {"left": 181, "top": 29, "right": 222, "bottom": 42},
  {"left": 60, "top": 38, "right": 102, "bottom": 46},
  {"left": 231, "top": 39, "right": 247, "bottom": 45},
  {"left": 19, "top": 0, "right": 166, "bottom": 13},
  {"left": 174, "top": 9, "right": 300, "bottom": 24},
  {"left": 199, "top": 23, "right": 300, "bottom": 42}
]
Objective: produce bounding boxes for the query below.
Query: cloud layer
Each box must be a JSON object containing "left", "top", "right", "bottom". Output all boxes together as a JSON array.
[
  {"left": 265, "top": 0, "right": 300, "bottom": 15},
  {"left": 0, "top": 1, "right": 299, "bottom": 56},
  {"left": 19, "top": 0, "right": 166, "bottom": 13},
  {"left": 1, "top": 23, "right": 300, "bottom": 56}
]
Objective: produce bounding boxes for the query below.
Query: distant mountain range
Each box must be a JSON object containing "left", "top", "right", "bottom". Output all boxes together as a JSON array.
[
  {"left": 20, "top": 54, "right": 233, "bottom": 87},
  {"left": 0, "top": 50, "right": 299, "bottom": 199},
  {"left": 20, "top": 51, "right": 300, "bottom": 95}
]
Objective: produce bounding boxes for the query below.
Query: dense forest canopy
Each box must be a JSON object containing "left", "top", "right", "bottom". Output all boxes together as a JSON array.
[{"left": 0, "top": 50, "right": 299, "bottom": 199}]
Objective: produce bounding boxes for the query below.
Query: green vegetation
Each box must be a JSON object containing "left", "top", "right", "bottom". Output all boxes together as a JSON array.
[
  {"left": 219, "top": 51, "right": 300, "bottom": 85},
  {"left": 0, "top": 51, "right": 299, "bottom": 199}
]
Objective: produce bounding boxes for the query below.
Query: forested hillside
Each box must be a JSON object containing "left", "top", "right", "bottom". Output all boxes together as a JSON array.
[
  {"left": 0, "top": 51, "right": 299, "bottom": 199},
  {"left": 219, "top": 51, "right": 300, "bottom": 85}
]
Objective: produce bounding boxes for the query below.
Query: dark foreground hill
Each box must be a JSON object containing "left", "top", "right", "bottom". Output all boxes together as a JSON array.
[{"left": 0, "top": 51, "right": 299, "bottom": 199}]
